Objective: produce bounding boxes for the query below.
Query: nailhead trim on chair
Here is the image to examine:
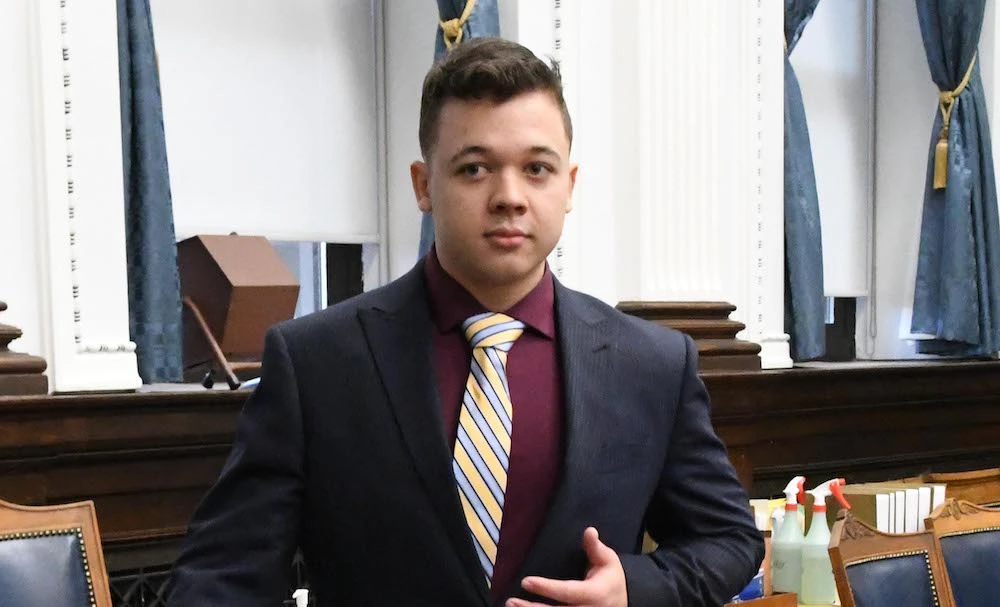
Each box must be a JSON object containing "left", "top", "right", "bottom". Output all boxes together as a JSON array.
[
  {"left": 942, "top": 525, "right": 1000, "bottom": 538},
  {"left": 0, "top": 527, "right": 97, "bottom": 607},
  {"left": 846, "top": 549, "right": 939, "bottom": 607}
]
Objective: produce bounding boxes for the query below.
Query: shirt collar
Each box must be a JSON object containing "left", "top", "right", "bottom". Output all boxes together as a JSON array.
[{"left": 423, "top": 247, "right": 556, "bottom": 339}]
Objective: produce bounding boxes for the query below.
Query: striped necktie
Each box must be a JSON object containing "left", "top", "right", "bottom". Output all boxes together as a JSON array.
[{"left": 453, "top": 312, "right": 525, "bottom": 585}]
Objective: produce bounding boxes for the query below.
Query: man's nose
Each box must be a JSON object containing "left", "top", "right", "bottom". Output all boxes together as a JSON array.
[{"left": 489, "top": 168, "right": 528, "bottom": 214}]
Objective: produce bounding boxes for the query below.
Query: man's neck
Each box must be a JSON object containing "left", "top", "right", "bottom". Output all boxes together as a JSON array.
[
  {"left": 437, "top": 260, "right": 544, "bottom": 312},
  {"left": 469, "top": 279, "right": 540, "bottom": 312}
]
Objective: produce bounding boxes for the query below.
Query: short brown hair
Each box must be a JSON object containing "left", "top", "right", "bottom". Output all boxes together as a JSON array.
[{"left": 418, "top": 37, "right": 573, "bottom": 158}]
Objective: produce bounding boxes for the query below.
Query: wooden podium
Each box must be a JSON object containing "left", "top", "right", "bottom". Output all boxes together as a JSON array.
[
  {"left": 0, "top": 301, "right": 48, "bottom": 395},
  {"left": 618, "top": 301, "right": 762, "bottom": 371},
  {"left": 177, "top": 235, "right": 299, "bottom": 389}
]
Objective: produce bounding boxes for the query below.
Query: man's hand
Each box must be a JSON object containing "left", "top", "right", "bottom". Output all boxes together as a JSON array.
[{"left": 505, "top": 527, "right": 627, "bottom": 607}]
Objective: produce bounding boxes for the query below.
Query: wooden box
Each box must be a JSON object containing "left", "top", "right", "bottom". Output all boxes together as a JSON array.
[{"left": 177, "top": 235, "right": 299, "bottom": 368}]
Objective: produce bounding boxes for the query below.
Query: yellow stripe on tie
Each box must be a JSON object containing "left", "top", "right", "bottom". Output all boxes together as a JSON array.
[
  {"left": 476, "top": 328, "right": 524, "bottom": 349},
  {"left": 460, "top": 413, "right": 508, "bottom": 487},
  {"left": 455, "top": 442, "right": 503, "bottom": 524},
  {"left": 474, "top": 349, "right": 514, "bottom": 421},
  {"left": 453, "top": 312, "right": 525, "bottom": 583},
  {"left": 465, "top": 375, "right": 512, "bottom": 451},
  {"left": 459, "top": 491, "right": 497, "bottom": 562},
  {"left": 465, "top": 315, "right": 501, "bottom": 339}
]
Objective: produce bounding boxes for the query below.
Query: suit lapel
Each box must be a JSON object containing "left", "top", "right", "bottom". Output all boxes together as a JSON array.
[
  {"left": 357, "top": 266, "right": 490, "bottom": 605},
  {"left": 512, "top": 283, "right": 613, "bottom": 587}
]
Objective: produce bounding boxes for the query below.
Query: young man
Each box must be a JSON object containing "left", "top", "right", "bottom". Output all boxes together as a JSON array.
[{"left": 168, "top": 38, "right": 763, "bottom": 607}]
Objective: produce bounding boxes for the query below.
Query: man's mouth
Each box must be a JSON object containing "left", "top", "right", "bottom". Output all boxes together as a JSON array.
[{"left": 485, "top": 228, "right": 528, "bottom": 248}]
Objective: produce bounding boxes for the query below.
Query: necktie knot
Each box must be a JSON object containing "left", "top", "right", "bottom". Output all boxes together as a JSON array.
[{"left": 462, "top": 312, "right": 525, "bottom": 351}]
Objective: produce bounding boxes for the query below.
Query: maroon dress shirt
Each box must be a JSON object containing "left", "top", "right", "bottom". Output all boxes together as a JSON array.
[{"left": 423, "top": 250, "right": 564, "bottom": 603}]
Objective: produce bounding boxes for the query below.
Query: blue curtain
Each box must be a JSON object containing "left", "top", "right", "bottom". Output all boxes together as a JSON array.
[
  {"left": 783, "top": 0, "right": 826, "bottom": 361},
  {"left": 118, "top": 0, "right": 183, "bottom": 382},
  {"left": 911, "top": 0, "right": 1000, "bottom": 356},
  {"left": 418, "top": 0, "right": 501, "bottom": 259}
]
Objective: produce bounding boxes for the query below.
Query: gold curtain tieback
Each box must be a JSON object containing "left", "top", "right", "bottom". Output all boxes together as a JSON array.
[
  {"left": 934, "top": 53, "right": 977, "bottom": 189},
  {"left": 440, "top": 0, "right": 478, "bottom": 51}
]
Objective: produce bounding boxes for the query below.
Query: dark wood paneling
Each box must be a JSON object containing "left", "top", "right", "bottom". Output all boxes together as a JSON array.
[
  {"left": 705, "top": 361, "right": 1000, "bottom": 496},
  {"left": 0, "top": 390, "right": 247, "bottom": 571},
  {"left": 1, "top": 361, "right": 999, "bottom": 573}
]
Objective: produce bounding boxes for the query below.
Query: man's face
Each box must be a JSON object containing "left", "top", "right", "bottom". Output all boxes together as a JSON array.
[{"left": 411, "top": 90, "right": 577, "bottom": 297}]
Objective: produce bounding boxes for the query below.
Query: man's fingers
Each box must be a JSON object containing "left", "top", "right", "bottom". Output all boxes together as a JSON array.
[
  {"left": 582, "top": 526, "right": 616, "bottom": 568},
  {"left": 521, "top": 575, "right": 593, "bottom": 605},
  {"left": 504, "top": 599, "right": 555, "bottom": 607},
  {"left": 507, "top": 529, "right": 623, "bottom": 607}
]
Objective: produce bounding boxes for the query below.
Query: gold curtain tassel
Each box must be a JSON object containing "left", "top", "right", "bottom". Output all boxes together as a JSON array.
[
  {"left": 933, "top": 53, "right": 977, "bottom": 190},
  {"left": 440, "top": 0, "right": 478, "bottom": 51},
  {"left": 934, "top": 128, "right": 949, "bottom": 190},
  {"left": 440, "top": 20, "right": 464, "bottom": 49}
]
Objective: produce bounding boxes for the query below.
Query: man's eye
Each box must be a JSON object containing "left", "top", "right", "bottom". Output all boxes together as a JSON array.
[
  {"left": 527, "top": 162, "right": 551, "bottom": 176},
  {"left": 460, "top": 164, "right": 484, "bottom": 177}
]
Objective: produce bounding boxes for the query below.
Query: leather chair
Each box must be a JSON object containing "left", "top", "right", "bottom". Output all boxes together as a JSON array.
[
  {"left": 0, "top": 498, "right": 112, "bottom": 607},
  {"left": 829, "top": 510, "right": 955, "bottom": 607},
  {"left": 926, "top": 499, "right": 1000, "bottom": 607}
]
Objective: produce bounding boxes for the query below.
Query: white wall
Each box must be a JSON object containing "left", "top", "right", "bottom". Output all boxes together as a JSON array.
[
  {"left": 383, "top": 0, "right": 436, "bottom": 280},
  {"left": 791, "top": 0, "right": 873, "bottom": 297},
  {"left": 0, "top": 0, "right": 44, "bottom": 358},
  {"left": 151, "top": 0, "right": 380, "bottom": 244},
  {"left": 858, "top": 0, "right": 938, "bottom": 359}
]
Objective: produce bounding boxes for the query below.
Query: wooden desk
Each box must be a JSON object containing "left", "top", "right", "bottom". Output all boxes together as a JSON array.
[
  {"left": 707, "top": 361, "right": 1000, "bottom": 496},
  {"left": 0, "top": 388, "right": 247, "bottom": 572}
]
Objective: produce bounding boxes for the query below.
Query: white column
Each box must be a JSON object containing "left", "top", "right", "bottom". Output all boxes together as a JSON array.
[
  {"left": 29, "top": 0, "right": 140, "bottom": 391},
  {"left": 554, "top": 0, "right": 791, "bottom": 368},
  {"left": 753, "top": 0, "right": 794, "bottom": 369}
]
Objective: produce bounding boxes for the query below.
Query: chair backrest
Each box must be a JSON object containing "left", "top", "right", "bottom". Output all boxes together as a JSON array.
[
  {"left": 926, "top": 499, "right": 1000, "bottom": 607},
  {"left": 829, "top": 510, "right": 955, "bottom": 607},
  {"left": 0, "top": 498, "right": 112, "bottom": 607}
]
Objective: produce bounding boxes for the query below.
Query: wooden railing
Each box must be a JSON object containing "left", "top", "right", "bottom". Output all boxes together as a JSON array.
[{"left": 1, "top": 360, "right": 999, "bottom": 576}]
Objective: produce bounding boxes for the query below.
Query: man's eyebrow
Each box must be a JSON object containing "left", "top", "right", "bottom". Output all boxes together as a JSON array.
[
  {"left": 448, "top": 145, "right": 563, "bottom": 165},
  {"left": 449, "top": 146, "right": 490, "bottom": 165},
  {"left": 529, "top": 146, "right": 562, "bottom": 160}
]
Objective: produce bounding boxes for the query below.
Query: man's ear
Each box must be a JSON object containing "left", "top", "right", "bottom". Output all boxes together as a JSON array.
[
  {"left": 566, "top": 163, "right": 579, "bottom": 213},
  {"left": 411, "top": 161, "right": 432, "bottom": 213}
]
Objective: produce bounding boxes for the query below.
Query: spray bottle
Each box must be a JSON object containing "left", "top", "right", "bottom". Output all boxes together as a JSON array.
[
  {"left": 771, "top": 476, "right": 806, "bottom": 594},
  {"left": 800, "top": 478, "right": 851, "bottom": 604}
]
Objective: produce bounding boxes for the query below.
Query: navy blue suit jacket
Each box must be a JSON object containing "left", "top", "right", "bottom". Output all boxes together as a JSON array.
[{"left": 168, "top": 262, "right": 763, "bottom": 606}]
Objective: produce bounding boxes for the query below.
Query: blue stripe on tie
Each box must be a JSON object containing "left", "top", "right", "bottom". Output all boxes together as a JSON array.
[
  {"left": 461, "top": 313, "right": 495, "bottom": 344},
  {"left": 470, "top": 356, "right": 512, "bottom": 435},
  {"left": 457, "top": 425, "right": 505, "bottom": 507},
  {"left": 491, "top": 337, "right": 518, "bottom": 353},
  {"left": 470, "top": 532, "right": 493, "bottom": 579},
  {"left": 485, "top": 347, "right": 512, "bottom": 400},
  {"left": 468, "top": 321, "right": 525, "bottom": 348},
  {"left": 454, "top": 461, "right": 500, "bottom": 543},
  {"left": 463, "top": 391, "right": 509, "bottom": 468}
]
